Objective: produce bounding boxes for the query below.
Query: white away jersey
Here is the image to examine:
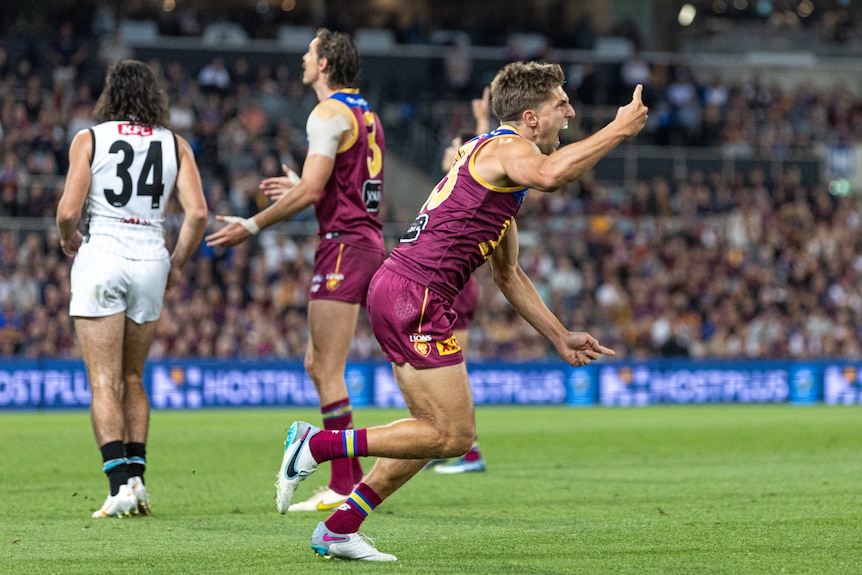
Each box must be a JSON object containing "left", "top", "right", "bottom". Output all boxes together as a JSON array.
[{"left": 85, "top": 121, "right": 180, "bottom": 259}]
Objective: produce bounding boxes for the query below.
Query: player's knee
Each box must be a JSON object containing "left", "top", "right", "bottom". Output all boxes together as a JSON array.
[
  {"left": 437, "top": 424, "right": 474, "bottom": 458},
  {"left": 303, "top": 354, "right": 320, "bottom": 382},
  {"left": 124, "top": 373, "right": 144, "bottom": 390},
  {"left": 444, "top": 435, "right": 474, "bottom": 458}
]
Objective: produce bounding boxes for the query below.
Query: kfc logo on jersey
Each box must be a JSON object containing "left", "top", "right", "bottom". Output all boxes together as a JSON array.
[{"left": 117, "top": 123, "right": 153, "bottom": 137}]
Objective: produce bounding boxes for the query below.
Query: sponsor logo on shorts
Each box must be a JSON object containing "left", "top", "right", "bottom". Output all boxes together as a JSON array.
[
  {"left": 325, "top": 272, "right": 344, "bottom": 292},
  {"left": 436, "top": 335, "right": 461, "bottom": 356},
  {"left": 311, "top": 274, "right": 322, "bottom": 293}
]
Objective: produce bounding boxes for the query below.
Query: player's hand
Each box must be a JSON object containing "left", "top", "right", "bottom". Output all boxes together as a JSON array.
[
  {"left": 60, "top": 230, "right": 83, "bottom": 257},
  {"left": 260, "top": 163, "right": 300, "bottom": 202},
  {"left": 555, "top": 331, "right": 616, "bottom": 367},
  {"left": 205, "top": 215, "right": 252, "bottom": 248},
  {"left": 614, "top": 84, "right": 649, "bottom": 138},
  {"left": 472, "top": 86, "right": 491, "bottom": 133}
]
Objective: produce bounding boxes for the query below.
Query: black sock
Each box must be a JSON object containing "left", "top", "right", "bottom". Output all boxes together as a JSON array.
[
  {"left": 125, "top": 442, "right": 146, "bottom": 484},
  {"left": 100, "top": 440, "right": 128, "bottom": 496}
]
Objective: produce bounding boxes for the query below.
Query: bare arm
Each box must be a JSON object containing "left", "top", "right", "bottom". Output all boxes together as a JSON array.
[
  {"left": 489, "top": 85, "right": 648, "bottom": 193},
  {"left": 56, "top": 130, "right": 92, "bottom": 257},
  {"left": 256, "top": 153, "right": 332, "bottom": 226},
  {"left": 205, "top": 154, "right": 332, "bottom": 247},
  {"left": 170, "top": 135, "right": 208, "bottom": 274},
  {"left": 489, "top": 219, "right": 615, "bottom": 366},
  {"left": 205, "top": 101, "right": 343, "bottom": 248}
]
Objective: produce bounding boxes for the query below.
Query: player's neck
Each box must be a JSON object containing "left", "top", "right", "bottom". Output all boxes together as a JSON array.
[{"left": 314, "top": 79, "right": 346, "bottom": 102}]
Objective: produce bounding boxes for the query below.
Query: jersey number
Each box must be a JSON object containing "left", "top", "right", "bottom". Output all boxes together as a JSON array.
[
  {"left": 420, "top": 138, "right": 480, "bottom": 212},
  {"left": 103, "top": 141, "right": 165, "bottom": 209},
  {"left": 364, "top": 111, "right": 383, "bottom": 178}
]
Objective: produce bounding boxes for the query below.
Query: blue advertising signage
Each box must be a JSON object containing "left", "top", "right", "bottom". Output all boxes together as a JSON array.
[
  {"left": 0, "top": 361, "right": 90, "bottom": 409},
  {"left": 0, "top": 358, "right": 856, "bottom": 410},
  {"left": 148, "top": 361, "right": 323, "bottom": 409},
  {"left": 823, "top": 364, "right": 862, "bottom": 405},
  {"left": 598, "top": 362, "right": 792, "bottom": 406}
]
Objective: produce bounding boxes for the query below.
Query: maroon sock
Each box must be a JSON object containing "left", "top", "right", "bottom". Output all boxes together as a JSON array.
[
  {"left": 321, "top": 400, "right": 363, "bottom": 494},
  {"left": 463, "top": 443, "right": 482, "bottom": 462},
  {"left": 309, "top": 427, "right": 368, "bottom": 463},
  {"left": 324, "top": 482, "right": 383, "bottom": 534}
]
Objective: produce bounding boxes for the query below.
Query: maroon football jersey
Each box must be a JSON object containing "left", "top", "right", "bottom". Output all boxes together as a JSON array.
[
  {"left": 386, "top": 126, "right": 528, "bottom": 301},
  {"left": 315, "top": 89, "right": 385, "bottom": 251}
]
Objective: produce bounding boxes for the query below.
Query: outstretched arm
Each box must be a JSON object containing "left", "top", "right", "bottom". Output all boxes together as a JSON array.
[
  {"left": 205, "top": 101, "right": 344, "bottom": 248},
  {"left": 489, "top": 219, "right": 615, "bottom": 366},
  {"left": 205, "top": 153, "right": 332, "bottom": 247}
]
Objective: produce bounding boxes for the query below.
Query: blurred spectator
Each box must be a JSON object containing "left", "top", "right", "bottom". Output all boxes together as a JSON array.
[
  {"left": 21, "top": 179, "right": 51, "bottom": 217},
  {"left": 97, "top": 28, "right": 134, "bottom": 69},
  {"left": 46, "top": 22, "right": 89, "bottom": 90},
  {"left": 197, "top": 56, "right": 231, "bottom": 95},
  {"left": 443, "top": 39, "right": 473, "bottom": 99}
]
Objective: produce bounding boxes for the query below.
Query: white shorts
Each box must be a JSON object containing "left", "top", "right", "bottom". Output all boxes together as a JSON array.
[{"left": 69, "top": 242, "right": 170, "bottom": 323}]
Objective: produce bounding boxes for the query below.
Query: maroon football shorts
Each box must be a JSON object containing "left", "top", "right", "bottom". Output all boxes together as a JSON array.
[
  {"left": 367, "top": 266, "right": 465, "bottom": 368},
  {"left": 309, "top": 238, "right": 385, "bottom": 307}
]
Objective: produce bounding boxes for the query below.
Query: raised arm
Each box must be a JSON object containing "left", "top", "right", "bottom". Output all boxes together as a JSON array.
[{"left": 491, "top": 85, "right": 648, "bottom": 193}]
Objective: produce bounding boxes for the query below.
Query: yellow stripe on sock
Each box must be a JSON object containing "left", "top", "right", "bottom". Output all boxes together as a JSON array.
[{"left": 344, "top": 430, "right": 355, "bottom": 457}]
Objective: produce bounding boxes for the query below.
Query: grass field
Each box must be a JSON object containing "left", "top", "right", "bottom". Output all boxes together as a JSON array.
[{"left": 1, "top": 404, "right": 861, "bottom": 574}]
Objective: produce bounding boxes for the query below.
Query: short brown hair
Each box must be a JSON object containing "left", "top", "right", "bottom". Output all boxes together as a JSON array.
[
  {"left": 490, "top": 61, "right": 565, "bottom": 124},
  {"left": 315, "top": 28, "right": 360, "bottom": 88},
  {"left": 93, "top": 60, "right": 170, "bottom": 128}
]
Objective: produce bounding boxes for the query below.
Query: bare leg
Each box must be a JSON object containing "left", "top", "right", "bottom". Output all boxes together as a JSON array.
[
  {"left": 121, "top": 317, "right": 158, "bottom": 444},
  {"left": 305, "top": 299, "right": 360, "bottom": 405},
  {"left": 305, "top": 299, "right": 364, "bottom": 493},
  {"left": 74, "top": 313, "right": 127, "bottom": 446},
  {"left": 454, "top": 329, "right": 478, "bottom": 445},
  {"left": 363, "top": 361, "right": 476, "bottom": 498}
]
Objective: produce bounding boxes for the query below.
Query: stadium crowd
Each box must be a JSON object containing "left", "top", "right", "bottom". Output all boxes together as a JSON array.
[{"left": 1, "top": 20, "right": 862, "bottom": 362}]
